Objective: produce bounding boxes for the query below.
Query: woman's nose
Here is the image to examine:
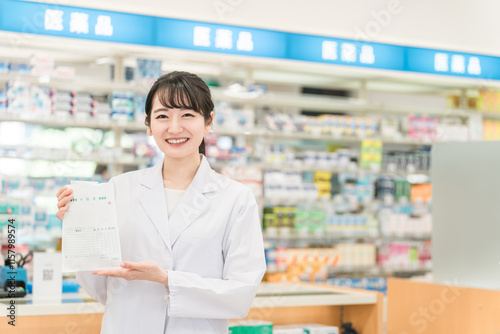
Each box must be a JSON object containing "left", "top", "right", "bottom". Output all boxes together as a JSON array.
[{"left": 168, "top": 117, "right": 183, "bottom": 133}]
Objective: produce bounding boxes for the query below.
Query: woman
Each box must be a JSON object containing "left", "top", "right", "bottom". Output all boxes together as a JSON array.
[{"left": 56, "top": 71, "right": 267, "bottom": 333}]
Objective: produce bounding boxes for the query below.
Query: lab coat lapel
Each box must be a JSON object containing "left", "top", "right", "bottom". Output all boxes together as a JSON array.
[
  {"left": 139, "top": 159, "right": 172, "bottom": 253},
  {"left": 169, "top": 155, "right": 218, "bottom": 247}
]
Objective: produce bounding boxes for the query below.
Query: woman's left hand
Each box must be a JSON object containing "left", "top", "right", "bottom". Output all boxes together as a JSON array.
[{"left": 93, "top": 261, "right": 168, "bottom": 285}]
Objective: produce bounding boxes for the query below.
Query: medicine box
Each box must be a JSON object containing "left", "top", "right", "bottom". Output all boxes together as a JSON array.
[{"left": 228, "top": 320, "right": 273, "bottom": 334}]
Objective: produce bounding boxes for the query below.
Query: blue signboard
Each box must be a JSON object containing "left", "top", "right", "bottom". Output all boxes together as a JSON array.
[
  {"left": 156, "top": 18, "right": 288, "bottom": 59},
  {"left": 0, "top": 0, "right": 155, "bottom": 45},
  {"left": 287, "top": 34, "right": 406, "bottom": 71},
  {"left": 406, "top": 47, "right": 500, "bottom": 80},
  {"left": 0, "top": 0, "right": 499, "bottom": 80}
]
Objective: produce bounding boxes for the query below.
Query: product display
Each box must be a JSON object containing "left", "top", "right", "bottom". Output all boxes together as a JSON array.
[
  {"left": 228, "top": 321, "right": 340, "bottom": 334},
  {"left": 136, "top": 58, "right": 162, "bottom": 83},
  {"left": 205, "top": 132, "right": 253, "bottom": 165},
  {"left": 482, "top": 119, "right": 500, "bottom": 141},
  {"left": 327, "top": 277, "right": 387, "bottom": 293},
  {"left": 111, "top": 90, "right": 135, "bottom": 122},
  {"left": 0, "top": 80, "right": 146, "bottom": 126},
  {"left": 407, "top": 115, "right": 438, "bottom": 141},
  {"left": 377, "top": 241, "right": 431, "bottom": 270},
  {"left": 265, "top": 113, "right": 378, "bottom": 138},
  {"left": 229, "top": 320, "right": 273, "bottom": 334},
  {"left": 0, "top": 175, "right": 103, "bottom": 241},
  {"left": 274, "top": 324, "right": 339, "bottom": 334},
  {"left": 359, "top": 140, "right": 382, "bottom": 171},
  {"left": 215, "top": 102, "right": 255, "bottom": 129},
  {"left": 220, "top": 164, "right": 264, "bottom": 209},
  {"left": 381, "top": 149, "right": 431, "bottom": 172},
  {"left": 265, "top": 245, "right": 376, "bottom": 280}
]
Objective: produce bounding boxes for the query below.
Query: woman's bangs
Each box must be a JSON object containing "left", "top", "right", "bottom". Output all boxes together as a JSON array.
[{"left": 156, "top": 86, "right": 200, "bottom": 112}]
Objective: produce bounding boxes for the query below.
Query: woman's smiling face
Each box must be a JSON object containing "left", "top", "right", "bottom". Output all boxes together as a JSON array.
[{"left": 148, "top": 93, "right": 212, "bottom": 159}]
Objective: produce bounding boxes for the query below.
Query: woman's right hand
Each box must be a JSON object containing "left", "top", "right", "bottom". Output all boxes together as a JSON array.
[{"left": 56, "top": 186, "right": 73, "bottom": 221}]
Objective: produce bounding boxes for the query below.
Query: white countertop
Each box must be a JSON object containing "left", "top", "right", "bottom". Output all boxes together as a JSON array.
[
  {"left": 0, "top": 292, "right": 104, "bottom": 317},
  {"left": 0, "top": 283, "right": 376, "bottom": 317},
  {"left": 253, "top": 283, "right": 377, "bottom": 308}
]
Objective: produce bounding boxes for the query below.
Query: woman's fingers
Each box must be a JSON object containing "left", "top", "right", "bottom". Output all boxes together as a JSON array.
[
  {"left": 57, "top": 193, "right": 74, "bottom": 209},
  {"left": 56, "top": 205, "right": 70, "bottom": 221},
  {"left": 57, "top": 188, "right": 73, "bottom": 201},
  {"left": 120, "top": 261, "right": 150, "bottom": 270},
  {"left": 56, "top": 186, "right": 67, "bottom": 198},
  {"left": 56, "top": 186, "right": 71, "bottom": 198}
]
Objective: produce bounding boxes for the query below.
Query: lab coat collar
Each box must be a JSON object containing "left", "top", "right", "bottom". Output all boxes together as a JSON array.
[
  {"left": 139, "top": 154, "right": 219, "bottom": 251},
  {"left": 139, "top": 154, "right": 216, "bottom": 192}
]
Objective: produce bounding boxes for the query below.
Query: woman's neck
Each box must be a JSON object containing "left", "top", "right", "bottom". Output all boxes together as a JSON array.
[{"left": 162, "top": 153, "right": 201, "bottom": 190}]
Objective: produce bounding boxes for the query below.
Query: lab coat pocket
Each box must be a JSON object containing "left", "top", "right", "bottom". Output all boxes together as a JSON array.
[{"left": 174, "top": 234, "right": 223, "bottom": 277}]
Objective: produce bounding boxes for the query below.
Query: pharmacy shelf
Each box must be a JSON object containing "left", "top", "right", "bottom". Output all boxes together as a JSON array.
[
  {"left": 211, "top": 87, "right": 485, "bottom": 119},
  {"left": 0, "top": 113, "right": 439, "bottom": 147},
  {"left": 264, "top": 231, "right": 378, "bottom": 242},
  {"left": 1, "top": 74, "right": 493, "bottom": 120},
  {"left": 214, "top": 161, "right": 430, "bottom": 177},
  {"left": 215, "top": 126, "right": 435, "bottom": 147},
  {"left": 328, "top": 266, "right": 380, "bottom": 275},
  {"left": 264, "top": 231, "right": 377, "bottom": 247},
  {"left": 379, "top": 234, "right": 432, "bottom": 241},
  {"left": 0, "top": 152, "right": 151, "bottom": 166},
  {"left": 0, "top": 190, "right": 80, "bottom": 200},
  {"left": 0, "top": 113, "right": 147, "bottom": 132},
  {"left": 380, "top": 266, "right": 432, "bottom": 275},
  {"left": 328, "top": 265, "right": 431, "bottom": 276},
  {"left": 263, "top": 232, "right": 431, "bottom": 244},
  {"left": 477, "top": 111, "right": 500, "bottom": 120},
  {"left": 0, "top": 73, "right": 146, "bottom": 94},
  {"left": 264, "top": 265, "right": 431, "bottom": 276},
  {"left": 211, "top": 87, "right": 367, "bottom": 113}
]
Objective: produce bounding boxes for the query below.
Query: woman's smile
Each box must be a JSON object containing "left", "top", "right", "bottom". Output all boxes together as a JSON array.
[{"left": 166, "top": 138, "right": 189, "bottom": 145}]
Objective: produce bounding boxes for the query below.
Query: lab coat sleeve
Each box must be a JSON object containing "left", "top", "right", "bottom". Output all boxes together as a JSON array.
[
  {"left": 167, "top": 189, "right": 267, "bottom": 319},
  {"left": 76, "top": 271, "right": 108, "bottom": 304}
]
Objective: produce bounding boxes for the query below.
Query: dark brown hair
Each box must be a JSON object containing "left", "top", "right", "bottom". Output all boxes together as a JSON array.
[{"left": 145, "top": 71, "right": 214, "bottom": 155}]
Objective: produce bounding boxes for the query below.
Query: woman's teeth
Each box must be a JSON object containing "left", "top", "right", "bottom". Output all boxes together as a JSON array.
[{"left": 167, "top": 138, "right": 188, "bottom": 144}]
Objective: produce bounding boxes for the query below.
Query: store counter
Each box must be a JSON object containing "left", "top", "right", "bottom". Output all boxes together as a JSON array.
[{"left": 0, "top": 282, "right": 382, "bottom": 333}]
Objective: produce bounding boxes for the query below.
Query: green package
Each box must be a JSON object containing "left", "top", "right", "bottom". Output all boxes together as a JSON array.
[{"left": 229, "top": 320, "right": 273, "bottom": 334}]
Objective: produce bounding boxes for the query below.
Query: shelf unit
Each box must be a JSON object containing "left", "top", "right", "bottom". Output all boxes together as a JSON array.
[
  {"left": 1, "top": 31, "right": 495, "bottom": 282},
  {"left": 1, "top": 74, "right": 497, "bottom": 121},
  {"left": 0, "top": 153, "right": 150, "bottom": 166},
  {"left": 0, "top": 111, "right": 440, "bottom": 148},
  {"left": 328, "top": 265, "right": 431, "bottom": 276}
]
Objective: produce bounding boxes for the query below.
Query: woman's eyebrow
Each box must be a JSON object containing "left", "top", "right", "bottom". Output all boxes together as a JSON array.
[{"left": 153, "top": 107, "right": 170, "bottom": 113}]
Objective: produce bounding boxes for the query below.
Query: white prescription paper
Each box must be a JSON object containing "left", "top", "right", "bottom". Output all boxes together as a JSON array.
[{"left": 62, "top": 181, "right": 122, "bottom": 272}]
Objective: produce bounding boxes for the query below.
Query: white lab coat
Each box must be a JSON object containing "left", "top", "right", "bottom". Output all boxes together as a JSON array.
[{"left": 76, "top": 154, "right": 266, "bottom": 334}]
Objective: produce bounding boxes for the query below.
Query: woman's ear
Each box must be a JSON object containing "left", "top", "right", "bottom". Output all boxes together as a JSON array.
[
  {"left": 146, "top": 115, "right": 152, "bottom": 136},
  {"left": 205, "top": 112, "right": 214, "bottom": 134}
]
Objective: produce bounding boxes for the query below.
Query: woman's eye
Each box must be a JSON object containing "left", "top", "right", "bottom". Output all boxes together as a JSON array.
[
  {"left": 156, "top": 115, "right": 168, "bottom": 119},
  {"left": 183, "top": 113, "right": 194, "bottom": 117}
]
